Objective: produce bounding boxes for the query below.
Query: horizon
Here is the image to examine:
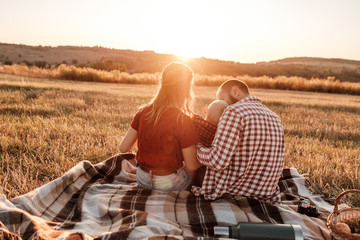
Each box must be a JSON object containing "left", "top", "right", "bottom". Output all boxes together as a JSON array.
[
  {"left": 2, "top": 41, "right": 360, "bottom": 64},
  {"left": 1, "top": 0, "right": 360, "bottom": 63}
]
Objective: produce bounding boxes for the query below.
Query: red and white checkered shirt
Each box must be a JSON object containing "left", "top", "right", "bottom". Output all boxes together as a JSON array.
[{"left": 191, "top": 96, "right": 285, "bottom": 203}]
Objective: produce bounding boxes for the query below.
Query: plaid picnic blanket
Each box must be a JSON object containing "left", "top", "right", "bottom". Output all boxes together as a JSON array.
[{"left": 0, "top": 154, "right": 333, "bottom": 240}]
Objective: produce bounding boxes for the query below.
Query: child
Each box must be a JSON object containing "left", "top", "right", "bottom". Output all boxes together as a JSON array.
[
  {"left": 192, "top": 100, "right": 228, "bottom": 147},
  {"left": 191, "top": 100, "right": 228, "bottom": 186},
  {"left": 205, "top": 100, "right": 229, "bottom": 125}
]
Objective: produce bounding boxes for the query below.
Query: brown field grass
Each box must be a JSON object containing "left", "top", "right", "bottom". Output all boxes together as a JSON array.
[
  {"left": 0, "top": 74, "right": 359, "bottom": 206},
  {"left": 1, "top": 64, "right": 360, "bottom": 95}
]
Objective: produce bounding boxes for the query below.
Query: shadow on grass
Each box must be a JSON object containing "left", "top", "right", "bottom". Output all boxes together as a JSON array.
[
  {"left": 0, "top": 84, "right": 54, "bottom": 92},
  {"left": 0, "top": 84, "right": 53, "bottom": 100},
  {"left": 0, "top": 107, "right": 59, "bottom": 118},
  {"left": 265, "top": 101, "right": 360, "bottom": 115},
  {"left": 284, "top": 129, "right": 360, "bottom": 147}
]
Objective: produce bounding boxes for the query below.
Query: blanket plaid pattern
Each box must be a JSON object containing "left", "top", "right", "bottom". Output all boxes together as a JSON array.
[{"left": 0, "top": 154, "right": 333, "bottom": 240}]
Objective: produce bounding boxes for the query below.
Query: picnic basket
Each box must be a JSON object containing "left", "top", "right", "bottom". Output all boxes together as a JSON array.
[{"left": 327, "top": 189, "right": 360, "bottom": 240}]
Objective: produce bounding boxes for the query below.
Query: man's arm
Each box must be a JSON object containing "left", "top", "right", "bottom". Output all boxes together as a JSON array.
[{"left": 197, "top": 109, "right": 241, "bottom": 171}]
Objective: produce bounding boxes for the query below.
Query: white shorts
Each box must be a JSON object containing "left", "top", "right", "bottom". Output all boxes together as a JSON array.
[{"left": 136, "top": 166, "right": 192, "bottom": 191}]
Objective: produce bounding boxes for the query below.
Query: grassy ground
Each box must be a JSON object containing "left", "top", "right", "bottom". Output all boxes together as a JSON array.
[{"left": 1, "top": 74, "right": 359, "bottom": 205}]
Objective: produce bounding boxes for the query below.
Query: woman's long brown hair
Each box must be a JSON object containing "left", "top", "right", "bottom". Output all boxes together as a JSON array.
[{"left": 140, "top": 62, "right": 194, "bottom": 125}]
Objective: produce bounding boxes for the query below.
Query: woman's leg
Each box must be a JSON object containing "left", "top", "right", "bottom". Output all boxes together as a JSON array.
[{"left": 136, "top": 167, "right": 153, "bottom": 190}]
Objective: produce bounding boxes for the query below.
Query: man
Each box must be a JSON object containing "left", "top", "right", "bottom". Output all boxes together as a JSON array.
[{"left": 191, "top": 79, "right": 285, "bottom": 203}]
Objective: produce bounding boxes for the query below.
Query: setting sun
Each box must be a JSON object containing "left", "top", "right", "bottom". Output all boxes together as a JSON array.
[
  {"left": 142, "top": 1, "right": 229, "bottom": 58},
  {"left": 1, "top": 0, "right": 359, "bottom": 62}
]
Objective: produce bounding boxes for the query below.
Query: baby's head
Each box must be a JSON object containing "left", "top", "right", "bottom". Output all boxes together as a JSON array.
[{"left": 205, "top": 100, "right": 229, "bottom": 125}]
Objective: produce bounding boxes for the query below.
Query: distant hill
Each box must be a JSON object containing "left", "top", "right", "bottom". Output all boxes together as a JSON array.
[
  {"left": 271, "top": 57, "right": 360, "bottom": 66},
  {"left": 1, "top": 43, "right": 360, "bottom": 82},
  {"left": 270, "top": 57, "right": 360, "bottom": 73}
]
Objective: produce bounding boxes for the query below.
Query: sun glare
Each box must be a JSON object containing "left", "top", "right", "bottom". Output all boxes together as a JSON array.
[{"left": 142, "top": 2, "right": 228, "bottom": 59}]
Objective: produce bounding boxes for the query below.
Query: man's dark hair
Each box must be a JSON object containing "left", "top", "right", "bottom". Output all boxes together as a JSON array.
[{"left": 219, "top": 79, "right": 249, "bottom": 94}]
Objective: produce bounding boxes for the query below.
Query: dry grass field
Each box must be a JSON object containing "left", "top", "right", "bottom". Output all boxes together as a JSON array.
[
  {"left": 1, "top": 74, "right": 359, "bottom": 205},
  {"left": 1, "top": 64, "right": 360, "bottom": 95}
]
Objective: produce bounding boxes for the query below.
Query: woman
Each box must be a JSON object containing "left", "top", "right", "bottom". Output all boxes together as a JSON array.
[{"left": 120, "top": 62, "right": 202, "bottom": 191}]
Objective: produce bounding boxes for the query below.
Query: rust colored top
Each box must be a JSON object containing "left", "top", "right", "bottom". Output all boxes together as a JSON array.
[{"left": 131, "top": 106, "right": 199, "bottom": 173}]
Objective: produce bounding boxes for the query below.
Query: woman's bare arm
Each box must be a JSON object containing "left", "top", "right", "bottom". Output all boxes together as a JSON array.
[
  {"left": 182, "top": 145, "right": 202, "bottom": 173},
  {"left": 120, "top": 127, "right": 138, "bottom": 153}
]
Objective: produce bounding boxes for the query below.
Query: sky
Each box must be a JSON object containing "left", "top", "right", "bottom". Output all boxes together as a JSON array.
[{"left": 1, "top": 0, "right": 360, "bottom": 63}]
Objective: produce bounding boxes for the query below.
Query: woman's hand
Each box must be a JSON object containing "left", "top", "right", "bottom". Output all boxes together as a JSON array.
[{"left": 120, "top": 127, "right": 138, "bottom": 153}]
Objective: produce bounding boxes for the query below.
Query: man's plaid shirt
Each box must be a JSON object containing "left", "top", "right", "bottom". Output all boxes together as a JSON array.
[{"left": 191, "top": 96, "right": 285, "bottom": 203}]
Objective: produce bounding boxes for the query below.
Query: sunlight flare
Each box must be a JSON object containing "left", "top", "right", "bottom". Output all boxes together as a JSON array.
[{"left": 142, "top": 1, "right": 228, "bottom": 58}]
